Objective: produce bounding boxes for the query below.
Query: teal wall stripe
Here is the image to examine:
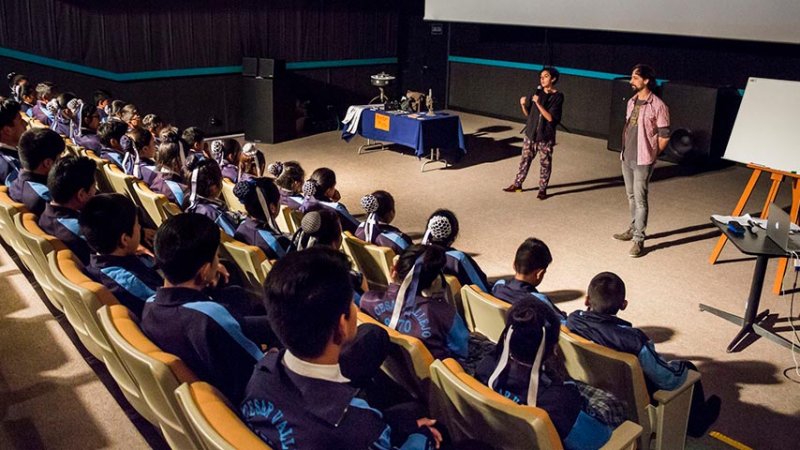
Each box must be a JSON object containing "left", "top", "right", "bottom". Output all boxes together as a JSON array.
[{"left": 0, "top": 46, "right": 397, "bottom": 81}]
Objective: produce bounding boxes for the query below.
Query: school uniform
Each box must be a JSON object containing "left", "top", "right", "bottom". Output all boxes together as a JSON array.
[
  {"left": 0, "top": 143, "right": 21, "bottom": 187},
  {"left": 133, "top": 157, "right": 158, "bottom": 186},
  {"left": 187, "top": 196, "right": 240, "bottom": 237},
  {"left": 443, "top": 247, "right": 491, "bottom": 293},
  {"left": 355, "top": 222, "right": 412, "bottom": 256},
  {"left": 220, "top": 161, "right": 239, "bottom": 183},
  {"left": 84, "top": 253, "right": 162, "bottom": 319},
  {"left": 234, "top": 216, "right": 292, "bottom": 260},
  {"left": 492, "top": 278, "right": 565, "bottom": 321},
  {"left": 8, "top": 170, "right": 50, "bottom": 216},
  {"left": 31, "top": 102, "right": 53, "bottom": 126},
  {"left": 278, "top": 188, "right": 303, "bottom": 210},
  {"left": 149, "top": 171, "right": 188, "bottom": 206},
  {"left": 72, "top": 131, "right": 103, "bottom": 153},
  {"left": 299, "top": 196, "right": 361, "bottom": 233},
  {"left": 22, "top": 102, "right": 35, "bottom": 117},
  {"left": 241, "top": 349, "right": 436, "bottom": 450},
  {"left": 360, "top": 283, "right": 469, "bottom": 361},
  {"left": 51, "top": 114, "right": 71, "bottom": 137},
  {"left": 38, "top": 203, "right": 92, "bottom": 265},
  {"left": 99, "top": 146, "right": 125, "bottom": 169},
  {"left": 141, "top": 287, "right": 266, "bottom": 404}
]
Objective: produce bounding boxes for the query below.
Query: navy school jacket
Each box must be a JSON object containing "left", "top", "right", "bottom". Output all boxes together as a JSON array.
[
  {"left": 186, "top": 196, "right": 240, "bottom": 237},
  {"left": 566, "top": 310, "right": 689, "bottom": 391},
  {"left": 299, "top": 196, "right": 361, "bottom": 234},
  {"left": 241, "top": 350, "right": 436, "bottom": 450},
  {"left": 9, "top": 170, "right": 50, "bottom": 216},
  {"left": 38, "top": 203, "right": 92, "bottom": 265},
  {"left": 149, "top": 171, "right": 188, "bottom": 206},
  {"left": 72, "top": 132, "right": 103, "bottom": 153},
  {"left": 278, "top": 188, "right": 303, "bottom": 210},
  {"left": 134, "top": 157, "right": 158, "bottom": 186},
  {"left": 492, "top": 278, "right": 566, "bottom": 322},
  {"left": 84, "top": 253, "right": 162, "bottom": 319},
  {"left": 220, "top": 161, "right": 239, "bottom": 183},
  {"left": 99, "top": 147, "right": 125, "bottom": 169},
  {"left": 360, "top": 283, "right": 469, "bottom": 361},
  {"left": 355, "top": 222, "right": 412, "bottom": 256},
  {"left": 234, "top": 216, "right": 292, "bottom": 260},
  {"left": 444, "top": 248, "right": 490, "bottom": 293},
  {"left": 0, "top": 144, "right": 20, "bottom": 187},
  {"left": 52, "top": 114, "right": 71, "bottom": 137},
  {"left": 31, "top": 102, "right": 53, "bottom": 126}
]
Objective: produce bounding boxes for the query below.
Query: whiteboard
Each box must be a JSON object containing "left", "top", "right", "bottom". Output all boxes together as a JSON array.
[{"left": 724, "top": 78, "right": 800, "bottom": 173}]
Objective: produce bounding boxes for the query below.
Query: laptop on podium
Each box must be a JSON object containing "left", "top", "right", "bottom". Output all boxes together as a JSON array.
[{"left": 766, "top": 204, "right": 800, "bottom": 252}]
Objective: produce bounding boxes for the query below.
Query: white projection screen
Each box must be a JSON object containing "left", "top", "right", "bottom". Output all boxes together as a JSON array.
[{"left": 425, "top": 0, "right": 800, "bottom": 44}]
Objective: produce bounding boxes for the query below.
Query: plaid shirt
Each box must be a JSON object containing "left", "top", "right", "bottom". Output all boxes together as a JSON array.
[
  {"left": 623, "top": 92, "right": 670, "bottom": 165},
  {"left": 574, "top": 380, "right": 628, "bottom": 427}
]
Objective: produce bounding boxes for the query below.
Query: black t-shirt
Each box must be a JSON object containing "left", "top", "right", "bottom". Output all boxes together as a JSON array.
[{"left": 523, "top": 90, "right": 564, "bottom": 143}]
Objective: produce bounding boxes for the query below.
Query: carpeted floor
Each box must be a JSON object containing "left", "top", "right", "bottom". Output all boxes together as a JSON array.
[{"left": 1, "top": 110, "right": 797, "bottom": 449}]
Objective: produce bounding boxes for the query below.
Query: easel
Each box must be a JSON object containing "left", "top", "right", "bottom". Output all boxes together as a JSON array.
[{"left": 708, "top": 163, "right": 800, "bottom": 294}]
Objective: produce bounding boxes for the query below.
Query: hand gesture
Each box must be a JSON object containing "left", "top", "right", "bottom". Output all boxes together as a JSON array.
[
  {"left": 532, "top": 94, "right": 540, "bottom": 105},
  {"left": 417, "top": 418, "right": 443, "bottom": 448},
  {"left": 519, "top": 95, "right": 527, "bottom": 106}
]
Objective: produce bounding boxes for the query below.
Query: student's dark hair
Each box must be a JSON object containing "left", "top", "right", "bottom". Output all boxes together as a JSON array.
[
  {"left": 233, "top": 177, "right": 280, "bottom": 222},
  {"left": 120, "top": 104, "right": 139, "bottom": 123},
  {"left": 142, "top": 113, "right": 163, "bottom": 132},
  {"left": 127, "top": 127, "right": 153, "bottom": 152},
  {"left": 80, "top": 104, "right": 99, "bottom": 128},
  {"left": 264, "top": 247, "right": 354, "bottom": 358},
  {"left": 540, "top": 66, "right": 560, "bottom": 85},
  {"left": 156, "top": 139, "right": 184, "bottom": 173},
  {"left": 47, "top": 156, "right": 96, "bottom": 204},
  {"left": 18, "top": 128, "right": 65, "bottom": 170},
  {"left": 633, "top": 64, "right": 657, "bottom": 92},
  {"left": 19, "top": 82, "right": 35, "bottom": 102},
  {"left": 371, "top": 190, "right": 395, "bottom": 222},
  {"left": 158, "top": 126, "right": 180, "bottom": 144},
  {"left": 514, "top": 238, "right": 552, "bottom": 275},
  {"left": 395, "top": 244, "right": 447, "bottom": 292},
  {"left": 426, "top": 208, "right": 459, "bottom": 247},
  {"left": 182, "top": 126, "right": 205, "bottom": 145},
  {"left": 0, "top": 98, "right": 21, "bottom": 129},
  {"left": 185, "top": 155, "right": 222, "bottom": 198},
  {"left": 35, "top": 82, "right": 56, "bottom": 101},
  {"left": 499, "top": 298, "right": 562, "bottom": 385},
  {"left": 92, "top": 89, "right": 112, "bottom": 106},
  {"left": 210, "top": 138, "right": 241, "bottom": 162},
  {"left": 98, "top": 120, "right": 128, "bottom": 147},
  {"left": 294, "top": 207, "right": 342, "bottom": 249},
  {"left": 274, "top": 161, "right": 305, "bottom": 191},
  {"left": 155, "top": 213, "right": 220, "bottom": 284},
  {"left": 309, "top": 167, "right": 336, "bottom": 200},
  {"left": 110, "top": 99, "right": 126, "bottom": 117},
  {"left": 587, "top": 271, "right": 627, "bottom": 314},
  {"left": 80, "top": 193, "right": 137, "bottom": 255},
  {"left": 56, "top": 92, "right": 76, "bottom": 110},
  {"left": 8, "top": 72, "right": 27, "bottom": 88}
]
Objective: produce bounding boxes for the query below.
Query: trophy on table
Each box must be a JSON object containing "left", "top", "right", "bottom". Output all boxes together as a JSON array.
[{"left": 426, "top": 89, "right": 435, "bottom": 116}]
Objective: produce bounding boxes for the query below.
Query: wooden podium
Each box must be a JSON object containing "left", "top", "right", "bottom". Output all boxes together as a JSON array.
[{"left": 708, "top": 163, "right": 800, "bottom": 294}]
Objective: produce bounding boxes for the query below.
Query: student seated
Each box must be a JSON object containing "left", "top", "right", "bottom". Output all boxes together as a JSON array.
[
  {"left": 68, "top": 101, "right": 103, "bottom": 152},
  {"left": 97, "top": 120, "right": 129, "bottom": 168},
  {"left": 241, "top": 247, "right": 441, "bottom": 450},
  {"left": 17, "top": 82, "right": 37, "bottom": 117},
  {"left": 182, "top": 126, "right": 208, "bottom": 160},
  {"left": 123, "top": 127, "right": 158, "bottom": 185},
  {"left": 38, "top": 156, "right": 96, "bottom": 265},
  {"left": 475, "top": 298, "right": 616, "bottom": 449},
  {"left": 9, "top": 128, "right": 65, "bottom": 216},
  {"left": 422, "top": 209, "right": 490, "bottom": 292},
  {"left": 184, "top": 156, "right": 240, "bottom": 236},
  {"left": 268, "top": 160, "right": 304, "bottom": 209},
  {"left": 149, "top": 136, "right": 189, "bottom": 205},
  {"left": 356, "top": 190, "right": 412, "bottom": 255},
  {"left": 142, "top": 113, "right": 165, "bottom": 144},
  {"left": 119, "top": 104, "right": 141, "bottom": 130},
  {"left": 361, "top": 244, "right": 471, "bottom": 363},
  {"left": 141, "top": 213, "right": 272, "bottom": 404},
  {"left": 566, "top": 272, "right": 722, "bottom": 437},
  {"left": 210, "top": 138, "right": 243, "bottom": 182},
  {"left": 299, "top": 167, "right": 360, "bottom": 233},
  {"left": 233, "top": 177, "right": 292, "bottom": 260},
  {"left": 92, "top": 89, "right": 112, "bottom": 123},
  {"left": 31, "top": 82, "right": 57, "bottom": 126},
  {"left": 50, "top": 92, "right": 76, "bottom": 137},
  {"left": 238, "top": 142, "right": 266, "bottom": 181},
  {"left": 0, "top": 98, "right": 25, "bottom": 186},
  {"left": 108, "top": 99, "right": 126, "bottom": 122},
  {"left": 492, "top": 237, "right": 564, "bottom": 320},
  {"left": 80, "top": 193, "right": 162, "bottom": 319}
]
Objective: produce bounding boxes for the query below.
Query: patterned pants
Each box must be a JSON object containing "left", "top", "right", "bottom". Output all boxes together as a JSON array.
[{"left": 514, "top": 138, "right": 554, "bottom": 192}]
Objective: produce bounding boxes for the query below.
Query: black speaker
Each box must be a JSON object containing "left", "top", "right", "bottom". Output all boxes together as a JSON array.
[
  {"left": 607, "top": 77, "right": 633, "bottom": 152},
  {"left": 258, "top": 58, "right": 285, "bottom": 79},
  {"left": 243, "top": 77, "right": 294, "bottom": 144},
  {"left": 242, "top": 57, "right": 258, "bottom": 77}
]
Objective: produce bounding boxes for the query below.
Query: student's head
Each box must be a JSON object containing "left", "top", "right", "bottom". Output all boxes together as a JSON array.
[
  {"left": 155, "top": 213, "right": 221, "bottom": 286},
  {"left": 98, "top": 120, "right": 128, "bottom": 149},
  {"left": 309, "top": 167, "right": 337, "bottom": 200},
  {"left": 264, "top": 247, "right": 357, "bottom": 359},
  {"left": 539, "top": 67, "right": 560, "bottom": 88},
  {"left": 513, "top": 238, "right": 552, "bottom": 286},
  {"left": 239, "top": 142, "right": 265, "bottom": 177},
  {"left": 393, "top": 244, "right": 447, "bottom": 292},
  {"left": 120, "top": 104, "right": 141, "bottom": 128},
  {"left": 55, "top": 92, "right": 77, "bottom": 117},
  {"left": 185, "top": 155, "right": 223, "bottom": 199},
  {"left": 7, "top": 72, "right": 28, "bottom": 91},
  {"left": 142, "top": 113, "right": 164, "bottom": 136},
  {"left": 18, "top": 128, "right": 65, "bottom": 172},
  {"left": 92, "top": 89, "right": 112, "bottom": 109},
  {"left": 0, "top": 98, "right": 25, "bottom": 146},
  {"left": 48, "top": 156, "right": 97, "bottom": 209},
  {"left": 35, "top": 82, "right": 56, "bottom": 102},
  {"left": 361, "top": 190, "right": 395, "bottom": 223},
  {"left": 423, "top": 208, "right": 459, "bottom": 248},
  {"left": 127, "top": 127, "right": 155, "bottom": 159},
  {"left": 210, "top": 138, "right": 241, "bottom": 166},
  {"left": 182, "top": 126, "right": 206, "bottom": 152},
  {"left": 156, "top": 138, "right": 185, "bottom": 174},
  {"left": 503, "top": 297, "right": 561, "bottom": 365},
  {"left": 233, "top": 177, "right": 280, "bottom": 222},
  {"left": 271, "top": 160, "right": 305, "bottom": 193},
  {"left": 77, "top": 103, "right": 100, "bottom": 131},
  {"left": 631, "top": 64, "right": 657, "bottom": 93},
  {"left": 19, "top": 82, "right": 36, "bottom": 105},
  {"left": 109, "top": 99, "right": 127, "bottom": 118},
  {"left": 80, "top": 193, "right": 140, "bottom": 255},
  {"left": 586, "top": 271, "right": 627, "bottom": 315},
  {"left": 294, "top": 208, "right": 342, "bottom": 250}
]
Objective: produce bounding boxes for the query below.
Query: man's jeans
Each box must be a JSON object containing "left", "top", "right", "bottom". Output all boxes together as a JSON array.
[{"left": 621, "top": 161, "right": 654, "bottom": 242}]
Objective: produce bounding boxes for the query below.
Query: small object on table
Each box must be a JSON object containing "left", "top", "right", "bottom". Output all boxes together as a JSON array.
[{"left": 426, "top": 89, "right": 435, "bottom": 116}]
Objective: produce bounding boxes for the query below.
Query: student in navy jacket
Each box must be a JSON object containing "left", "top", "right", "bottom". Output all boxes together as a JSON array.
[
  {"left": 241, "top": 247, "right": 441, "bottom": 450},
  {"left": 182, "top": 126, "right": 209, "bottom": 160},
  {"left": 123, "top": 127, "right": 158, "bottom": 185},
  {"left": 355, "top": 190, "right": 412, "bottom": 255},
  {"left": 141, "top": 213, "right": 275, "bottom": 404},
  {"left": 299, "top": 167, "right": 360, "bottom": 233},
  {"left": 492, "top": 237, "right": 565, "bottom": 321},
  {"left": 39, "top": 156, "right": 96, "bottom": 265},
  {"left": 31, "top": 82, "right": 57, "bottom": 126},
  {"left": 142, "top": 114, "right": 165, "bottom": 144},
  {"left": 269, "top": 160, "right": 305, "bottom": 210},
  {"left": 80, "top": 194, "right": 162, "bottom": 319},
  {"left": 92, "top": 89, "right": 112, "bottom": 123},
  {"left": 9, "top": 128, "right": 64, "bottom": 216},
  {"left": 209, "top": 138, "right": 243, "bottom": 182},
  {"left": 149, "top": 135, "right": 190, "bottom": 205},
  {"left": 50, "top": 92, "right": 76, "bottom": 137},
  {"left": 119, "top": 104, "right": 141, "bottom": 130},
  {"left": 0, "top": 99, "right": 25, "bottom": 186},
  {"left": 233, "top": 177, "right": 292, "bottom": 260},
  {"left": 422, "top": 209, "right": 490, "bottom": 292},
  {"left": 17, "top": 82, "right": 37, "bottom": 117},
  {"left": 566, "top": 272, "right": 721, "bottom": 437},
  {"left": 97, "top": 120, "right": 128, "bottom": 168},
  {"left": 68, "top": 102, "right": 103, "bottom": 152},
  {"left": 183, "top": 156, "right": 240, "bottom": 237}
]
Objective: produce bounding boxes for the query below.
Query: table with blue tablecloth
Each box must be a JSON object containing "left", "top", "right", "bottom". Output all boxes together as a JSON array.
[{"left": 342, "top": 107, "right": 466, "bottom": 159}]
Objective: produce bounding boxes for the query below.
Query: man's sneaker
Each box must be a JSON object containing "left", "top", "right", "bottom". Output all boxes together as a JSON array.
[
  {"left": 503, "top": 184, "right": 522, "bottom": 192},
  {"left": 629, "top": 241, "right": 644, "bottom": 258},
  {"left": 613, "top": 229, "right": 634, "bottom": 241}
]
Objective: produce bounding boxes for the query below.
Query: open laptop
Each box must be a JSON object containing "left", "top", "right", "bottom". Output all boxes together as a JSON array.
[{"left": 767, "top": 204, "right": 800, "bottom": 251}]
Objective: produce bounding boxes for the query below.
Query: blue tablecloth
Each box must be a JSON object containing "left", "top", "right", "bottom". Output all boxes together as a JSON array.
[{"left": 342, "top": 108, "right": 466, "bottom": 157}]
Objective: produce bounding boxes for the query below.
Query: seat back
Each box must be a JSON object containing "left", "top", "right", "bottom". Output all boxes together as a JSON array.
[
  {"left": 358, "top": 311, "right": 434, "bottom": 402},
  {"left": 104, "top": 164, "right": 140, "bottom": 203},
  {"left": 220, "top": 239, "right": 268, "bottom": 295},
  {"left": 175, "top": 382, "right": 273, "bottom": 450},
  {"left": 0, "top": 186, "right": 31, "bottom": 263},
  {"left": 341, "top": 232, "right": 395, "bottom": 289},
  {"left": 429, "top": 358, "right": 564, "bottom": 450},
  {"left": 15, "top": 212, "right": 67, "bottom": 311},
  {"left": 134, "top": 181, "right": 181, "bottom": 227},
  {"left": 83, "top": 151, "right": 114, "bottom": 193},
  {"left": 460, "top": 284, "right": 510, "bottom": 343},
  {"left": 220, "top": 179, "right": 247, "bottom": 214},
  {"left": 104, "top": 304, "right": 201, "bottom": 450},
  {"left": 443, "top": 275, "right": 464, "bottom": 318},
  {"left": 277, "top": 206, "right": 302, "bottom": 235}
]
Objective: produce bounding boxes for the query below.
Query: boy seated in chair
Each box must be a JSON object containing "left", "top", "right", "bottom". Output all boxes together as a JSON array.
[
  {"left": 241, "top": 247, "right": 441, "bottom": 450},
  {"left": 566, "top": 272, "right": 721, "bottom": 437},
  {"left": 80, "top": 193, "right": 162, "bottom": 319},
  {"left": 9, "top": 128, "right": 64, "bottom": 216}
]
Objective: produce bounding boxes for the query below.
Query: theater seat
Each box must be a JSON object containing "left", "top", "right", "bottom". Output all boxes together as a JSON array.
[
  {"left": 276, "top": 205, "right": 302, "bottom": 235},
  {"left": 341, "top": 231, "right": 395, "bottom": 290},
  {"left": 82, "top": 150, "right": 114, "bottom": 193},
  {"left": 220, "top": 178, "right": 247, "bottom": 214},
  {"left": 14, "top": 212, "right": 67, "bottom": 311},
  {"left": 460, "top": 284, "right": 510, "bottom": 343},
  {"left": 133, "top": 181, "right": 182, "bottom": 227},
  {"left": 0, "top": 186, "right": 32, "bottom": 267},
  {"left": 175, "top": 381, "right": 272, "bottom": 450},
  {"left": 219, "top": 238, "right": 269, "bottom": 296},
  {"left": 104, "top": 164, "right": 141, "bottom": 204}
]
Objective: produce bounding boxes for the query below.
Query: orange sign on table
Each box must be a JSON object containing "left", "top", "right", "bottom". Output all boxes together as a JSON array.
[{"left": 374, "top": 113, "right": 390, "bottom": 131}]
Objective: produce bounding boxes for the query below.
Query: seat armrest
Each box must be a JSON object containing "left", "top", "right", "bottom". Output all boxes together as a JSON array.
[
  {"left": 652, "top": 369, "right": 700, "bottom": 404},
  {"left": 601, "top": 420, "right": 643, "bottom": 450}
]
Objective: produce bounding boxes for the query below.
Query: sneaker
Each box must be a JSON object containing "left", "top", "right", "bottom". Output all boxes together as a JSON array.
[
  {"left": 503, "top": 184, "right": 522, "bottom": 192},
  {"left": 629, "top": 241, "right": 644, "bottom": 258},
  {"left": 687, "top": 395, "right": 722, "bottom": 437},
  {"left": 537, "top": 190, "right": 547, "bottom": 200},
  {"left": 613, "top": 229, "right": 634, "bottom": 241}
]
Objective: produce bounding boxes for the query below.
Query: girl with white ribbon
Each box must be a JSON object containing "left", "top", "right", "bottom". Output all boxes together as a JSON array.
[
  {"left": 356, "top": 191, "right": 412, "bottom": 255},
  {"left": 184, "top": 156, "right": 240, "bottom": 237},
  {"left": 270, "top": 160, "right": 305, "bottom": 210},
  {"left": 422, "top": 209, "right": 491, "bottom": 292},
  {"left": 298, "top": 168, "right": 360, "bottom": 233},
  {"left": 232, "top": 177, "right": 292, "bottom": 260}
]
